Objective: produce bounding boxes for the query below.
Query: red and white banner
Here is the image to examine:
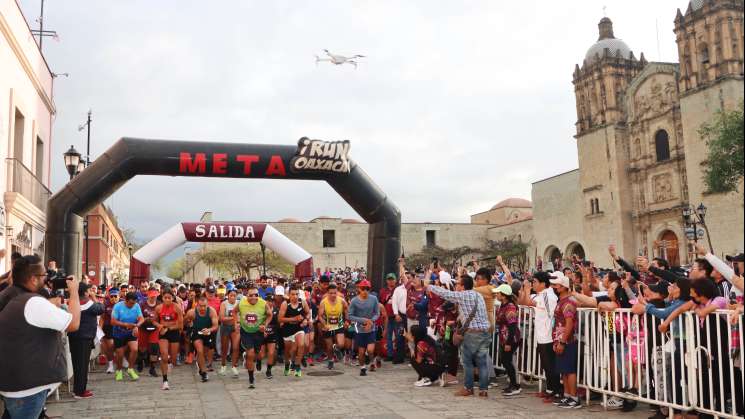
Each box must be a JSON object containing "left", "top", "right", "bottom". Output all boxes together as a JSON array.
[{"left": 130, "top": 222, "right": 312, "bottom": 285}]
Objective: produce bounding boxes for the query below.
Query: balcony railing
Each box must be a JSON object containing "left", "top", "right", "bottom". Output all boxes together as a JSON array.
[{"left": 6, "top": 158, "right": 51, "bottom": 213}]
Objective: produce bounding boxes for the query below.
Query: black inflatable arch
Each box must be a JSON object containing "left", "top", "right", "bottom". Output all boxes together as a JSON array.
[{"left": 45, "top": 138, "right": 401, "bottom": 290}]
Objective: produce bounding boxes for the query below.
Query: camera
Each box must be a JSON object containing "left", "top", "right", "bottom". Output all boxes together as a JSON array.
[{"left": 48, "top": 269, "right": 69, "bottom": 291}]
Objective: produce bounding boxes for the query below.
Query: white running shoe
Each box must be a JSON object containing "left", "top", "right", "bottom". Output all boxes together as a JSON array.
[
  {"left": 219, "top": 366, "right": 227, "bottom": 376},
  {"left": 231, "top": 367, "right": 239, "bottom": 378},
  {"left": 415, "top": 378, "right": 432, "bottom": 387},
  {"left": 602, "top": 396, "right": 624, "bottom": 410},
  {"left": 106, "top": 363, "right": 115, "bottom": 374},
  {"left": 161, "top": 381, "right": 170, "bottom": 390}
]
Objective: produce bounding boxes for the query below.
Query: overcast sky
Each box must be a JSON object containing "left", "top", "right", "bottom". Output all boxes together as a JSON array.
[{"left": 21, "top": 0, "right": 685, "bottom": 246}]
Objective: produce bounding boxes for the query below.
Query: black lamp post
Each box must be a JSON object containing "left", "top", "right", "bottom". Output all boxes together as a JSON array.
[
  {"left": 682, "top": 203, "right": 714, "bottom": 255},
  {"left": 63, "top": 145, "right": 81, "bottom": 180}
]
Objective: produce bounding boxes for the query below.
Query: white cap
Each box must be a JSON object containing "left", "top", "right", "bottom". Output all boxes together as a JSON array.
[{"left": 549, "top": 271, "right": 570, "bottom": 289}]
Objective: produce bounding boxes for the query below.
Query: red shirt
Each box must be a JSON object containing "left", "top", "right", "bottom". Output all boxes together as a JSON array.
[
  {"left": 207, "top": 297, "right": 221, "bottom": 314},
  {"left": 379, "top": 286, "right": 395, "bottom": 317}
]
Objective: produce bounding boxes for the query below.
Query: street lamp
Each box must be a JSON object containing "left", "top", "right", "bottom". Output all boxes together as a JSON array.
[
  {"left": 63, "top": 145, "right": 81, "bottom": 180},
  {"left": 682, "top": 202, "right": 714, "bottom": 255}
]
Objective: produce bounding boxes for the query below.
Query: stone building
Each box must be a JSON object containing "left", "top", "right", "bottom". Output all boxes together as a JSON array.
[
  {"left": 0, "top": 0, "right": 55, "bottom": 271},
  {"left": 83, "top": 204, "right": 131, "bottom": 286}
]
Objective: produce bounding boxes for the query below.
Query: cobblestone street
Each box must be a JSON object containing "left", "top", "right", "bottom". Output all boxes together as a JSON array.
[{"left": 46, "top": 360, "right": 652, "bottom": 419}]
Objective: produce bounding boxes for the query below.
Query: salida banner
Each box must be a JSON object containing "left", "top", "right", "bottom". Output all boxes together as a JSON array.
[
  {"left": 290, "top": 137, "right": 351, "bottom": 174},
  {"left": 182, "top": 222, "right": 267, "bottom": 242}
]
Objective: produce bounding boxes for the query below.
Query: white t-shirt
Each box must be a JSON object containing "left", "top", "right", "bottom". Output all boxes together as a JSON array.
[
  {"left": 0, "top": 296, "right": 72, "bottom": 398},
  {"left": 531, "top": 289, "right": 558, "bottom": 344}
]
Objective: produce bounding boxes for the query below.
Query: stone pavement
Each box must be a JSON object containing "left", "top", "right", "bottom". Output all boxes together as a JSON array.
[{"left": 47, "top": 360, "right": 652, "bottom": 419}]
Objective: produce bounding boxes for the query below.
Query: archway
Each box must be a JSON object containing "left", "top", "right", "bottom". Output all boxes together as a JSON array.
[
  {"left": 130, "top": 222, "right": 313, "bottom": 286},
  {"left": 656, "top": 230, "right": 680, "bottom": 267},
  {"left": 544, "top": 246, "right": 562, "bottom": 270},
  {"left": 565, "top": 242, "right": 585, "bottom": 261},
  {"left": 45, "top": 138, "right": 401, "bottom": 290}
]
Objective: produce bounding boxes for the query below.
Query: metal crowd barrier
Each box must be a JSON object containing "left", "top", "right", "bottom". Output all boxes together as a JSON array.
[{"left": 490, "top": 305, "right": 743, "bottom": 419}]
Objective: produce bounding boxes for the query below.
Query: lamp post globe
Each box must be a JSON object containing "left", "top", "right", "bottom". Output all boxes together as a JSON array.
[
  {"left": 63, "top": 145, "right": 81, "bottom": 179},
  {"left": 696, "top": 203, "right": 707, "bottom": 221}
]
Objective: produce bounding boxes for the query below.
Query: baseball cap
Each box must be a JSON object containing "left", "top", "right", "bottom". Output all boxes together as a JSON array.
[
  {"left": 357, "top": 280, "right": 371, "bottom": 288},
  {"left": 147, "top": 289, "right": 159, "bottom": 298},
  {"left": 726, "top": 253, "right": 745, "bottom": 263},
  {"left": 108, "top": 288, "right": 120, "bottom": 296},
  {"left": 385, "top": 273, "right": 397, "bottom": 280},
  {"left": 495, "top": 284, "right": 513, "bottom": 296},
  {"left": 549, "top": 271, "right": 570, "bottom": 289},
  {"left": 206, "top": 285, "right": 216, "bottom": 293},
  {"left": 647, "top": 281, "right": 670, "bottom": 297}
]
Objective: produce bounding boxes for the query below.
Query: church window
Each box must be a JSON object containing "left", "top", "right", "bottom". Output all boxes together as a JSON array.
[
  {"left": 425, "top": 230, "right": 436, "bottom": 247},
  {"left": 595, "top": 198, "right": 600, "bottom": 213},
  {"left": 323, "top": 230, "right": 336, "bottom": 248},
  {"left": 700, "top": 43, "right": 710, "bottom": 64},
  {"left": 655, "top": 129, "right": 670, "bottom": 162}
]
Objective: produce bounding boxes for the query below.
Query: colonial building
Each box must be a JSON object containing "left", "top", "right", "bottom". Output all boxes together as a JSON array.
[
  {"left": 83, "top": 204, "right": 131, "bottom": 286},
  {"left": 0, "top": 0, "right": 55, "bottom": 271}
]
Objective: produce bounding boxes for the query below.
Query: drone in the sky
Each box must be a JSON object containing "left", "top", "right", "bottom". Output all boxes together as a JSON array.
[{"left": 315, "top": 49, "right": 365, "bottom": 69}]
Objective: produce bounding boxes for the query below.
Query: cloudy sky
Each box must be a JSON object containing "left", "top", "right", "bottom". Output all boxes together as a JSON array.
[{"left": 21, "top": 0, "right": 684, "bottom": 247}]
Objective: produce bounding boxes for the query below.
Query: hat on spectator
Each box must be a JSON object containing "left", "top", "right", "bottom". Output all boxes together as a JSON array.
[
  {"left": 726, "top": 253, "right": 745, "bottom": 263},
  {"left": 438, "top": 271, "right": 454, "bottom": 288},
  {"left": 147, "top": 289, "right": 159, "bottom": 298},
  {"left": 108, "top": 288, "right": 120, "bottom": 296},
  {"left": 357, "top": 280, "right": 371, "bottom": 288},
  {"left": 495, "top": 284, "right": 513, "bottom": 296},
  {"left": 549, "top": 271, "right": 570, "bottom": 288},
  {"left": 385, "top": 273, "right": 397, "bottom": 281}
]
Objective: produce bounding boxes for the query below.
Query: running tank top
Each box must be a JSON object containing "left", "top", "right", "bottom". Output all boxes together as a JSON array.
[
  {"left": 193, "top": 307, "right": 212, "bottom": 331},
  {"left": 282, "top": 302, "right": 305, "bottom": 337},
  {"left": 223, "top": 300, "right": 237, "bottom": 324},
  {"left": 160, "top": 303, "right": 179, "bottom": 323},
  {"left": 238, "top": 298, "right": 266, "bottom": 333},
  {"left": 265, "top": 305, "right": 280, "bottom": 335},
  {"left": 322, "top": 298, "right": 343, "bottom": 330}
]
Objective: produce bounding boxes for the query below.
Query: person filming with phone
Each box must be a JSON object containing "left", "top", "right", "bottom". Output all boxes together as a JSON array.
[{"left": 0, "top": 255, "right": 81, "bottom": 419}]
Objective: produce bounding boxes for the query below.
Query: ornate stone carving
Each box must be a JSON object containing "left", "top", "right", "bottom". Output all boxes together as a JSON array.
[
  {"left": 634, "top": 80, "right": 677, "bottom": 120},
  {"left": 653, "top": 173, "right": 675, "bottom": 202}
]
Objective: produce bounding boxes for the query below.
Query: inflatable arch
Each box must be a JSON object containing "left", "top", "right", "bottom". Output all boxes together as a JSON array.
[
  {"left": 130, "top": 222, "right": 313, "bottom": 286},
  {"left": 45, "top": 138, "right": 401, "bottom": 290}
]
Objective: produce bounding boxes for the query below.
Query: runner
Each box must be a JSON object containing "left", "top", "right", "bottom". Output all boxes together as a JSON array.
[
  {"left": 317, "top": 283, "right": 348, "bottom": 369},
  {"left": 101, "top": 288, "right": 119, "bottom": 374},
  {"left": 154, "top": 288, "right": 184, "bottom": 390},
  {"left": 218, "top": 289, "right": 240, "bottom": 378},
  {"left": 279, "top": 286, "right": 311, "bottom": 377},
  {"left": 303, "top": 283, "right": 317, "bottom": 367},
  {"left": 258, "top": 292, "right": 281, "bottom": 379},
  {"left": 111, "top": 292, "right": 144, "bottom": 382},
  {"left": 235, "top": 285, "right": 272, "bottom": 389},
  {"left": 183, "top": 287, "right": 198, "bottom": 364},
  {"left": 371, "top": 299, "right": 387, "bottom": 371},
  {"left": 204, "top": 286, "right": 222, "bottom": 372},
  {"left": 347, "top": 280, "right": 380, "bottom": 376},
  {"left": 137, "top": 287, "right": 160, "bottom": 377},
  {"left": 185, "top": 295, "right": 219, "bottom": 383}
]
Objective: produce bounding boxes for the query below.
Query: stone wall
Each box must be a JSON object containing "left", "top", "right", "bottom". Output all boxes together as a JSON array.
[{"left": 531, "top": 170, "right": 584, "bottom": 265}]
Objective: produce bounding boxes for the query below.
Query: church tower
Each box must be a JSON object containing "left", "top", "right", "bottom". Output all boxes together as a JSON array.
[
  {"left": 674, "top": 0, "right": 744, "bottom": 256},
  {"left": 572, "top": 17, "right": 646, "bottom": 261}
]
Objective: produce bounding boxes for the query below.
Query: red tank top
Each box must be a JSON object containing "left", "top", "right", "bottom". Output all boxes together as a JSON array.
[{"left": 159, "top": 304, "right": 179, "bottom": 322}]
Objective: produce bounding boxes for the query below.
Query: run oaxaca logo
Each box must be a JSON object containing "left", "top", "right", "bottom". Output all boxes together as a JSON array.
[{"left": 290, "top": 137, "right": 351, "bottom": 175}]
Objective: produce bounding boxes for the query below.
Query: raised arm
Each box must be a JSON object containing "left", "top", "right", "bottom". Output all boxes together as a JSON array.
[
  {"left": 659, "top": 300, "right": 695, "bottom": 332},
  {"left": 571, "top": 291, "right": 598, "bottom": 308}
]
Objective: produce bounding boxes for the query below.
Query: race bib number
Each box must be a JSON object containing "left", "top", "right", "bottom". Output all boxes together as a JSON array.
[
  {"left": 163, "top": 314, "right": 173, "bottom": 321},
  {"left": 329, "top": 316, "right": 339, "bottom": 325},
  {"left": 245, "top": 313, "right": 258, "bottom": 324}
]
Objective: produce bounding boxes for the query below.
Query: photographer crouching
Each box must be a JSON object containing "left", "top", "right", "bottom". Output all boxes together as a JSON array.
[{"left": 0, "top": 255, "right": 81, "bottom": 418}]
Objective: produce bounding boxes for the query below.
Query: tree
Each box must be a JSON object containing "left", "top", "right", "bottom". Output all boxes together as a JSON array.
[
  {"left": 699, "top": 101, "right": 744, "bottom": 193},
  {"left": 405, "top": 245, "right": 480, "bottom": 272},
  {"left": 199, "top": 245, "right": 293, "bottom": 279},
  {"left": 482, "top": 238, "right": 530, "bottom": 273},
  {"left": 167, "top": 257, "right": 185, "bottom": 280}
]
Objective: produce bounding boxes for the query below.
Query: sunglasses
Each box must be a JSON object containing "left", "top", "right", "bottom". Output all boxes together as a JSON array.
[{"left": 248, "top": 293, "right": 259, "bottom": 297}]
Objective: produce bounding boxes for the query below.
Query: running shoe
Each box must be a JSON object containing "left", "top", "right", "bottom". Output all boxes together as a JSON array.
[
  {"left": 502, "top": 386, "right": 522, "bottom": 396},
  {"left": 553, "top": 397, "right": 569, "bottom": 406},
  {"left": 73, "top": 390, "right": 94, "bottom": 399},
  {"left": 248, "top": 382, "right": 255, "bottom": 389},
  {"left": 602, "top": 396, "right": 624, "bottom": 410},
  {"left": 295, "top": 369, "right": 302, "bottom": 377},
  {"left": 126, "top": 368, "right": 139, "bottom": 381},
  {"left": 256, "top": 360, "right": 262, "bottom": 372},
  {"left": 265, "top": 369, "right": 273, "bottom": 379},
  {"left": 200, "top": 371, "right": 209, "bottom": 382},
  {"left": 161, "top": 381, "right": 170, "bottom": 391},
  {"left": 106, "top": 363, "right": 115, "bottom": 374},
  {"left": 115, "top": 370, "right": 123, "bottom": 381},
  {"left": 327, "top": 361, "right": 334, "bottom": 370},
  {"left": 149, "top": 366, "right": 158, "bottom": 377},
  {"left": 284, "top": 364, "right": 290, "bottom": 376},
  {"left": 219, "top": 365, "right": 227, "bottom": 376},
  {"left": 558, "top": 398, "right": 582, "bottom": 409},
  {"left": 415, "top": 378, "right": 432, "bottom": 387},
  {"left": 231, "top": 367, "right": 239, "bottom": 378},
  {"left": 360, "top": 368, "right": 367, "bottom": 376},
  {"left": 206, "top": 363, "right": 214, "bottom": 372}
]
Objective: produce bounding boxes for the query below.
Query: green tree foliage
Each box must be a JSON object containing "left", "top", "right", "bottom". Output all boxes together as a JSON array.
[
  {"left": 199, "top": 245, "right": 293, "bottom": 278},
  {"left": 166, "top": 257, "right": 185, "bottom": 280},
  {"left": 699, "top": 101, "right": 744, "bottom": 193},
  {"left": 482, "top": 238, "right": 530, "bottom": 273},
  {"left": 405, "top": 245, "right": 480, "bottom": 272}
]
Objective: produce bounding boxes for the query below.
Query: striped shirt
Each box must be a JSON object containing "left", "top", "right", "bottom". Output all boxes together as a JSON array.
[{"left": 427, "top": 286, "right": 490, "bottom": 331}]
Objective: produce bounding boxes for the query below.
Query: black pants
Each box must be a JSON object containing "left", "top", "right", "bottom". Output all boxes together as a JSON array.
[
  {"left": 412, "top": 360, "right": 443, "bottom": 381},
  {"left": 499, "top": 347, "right": 518, "bottom": 387},
  {"left": 443, "top": 340, "right": 459, "bottom": 376},
  {"left": 537, "top": 342, "right": 561, "bottom": 394},
  {"left": 69, "top": 338, "right": 93, "bottom": 396}
]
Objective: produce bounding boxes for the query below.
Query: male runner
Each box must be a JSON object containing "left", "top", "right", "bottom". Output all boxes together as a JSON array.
[
  {"left": 185, "top": 296, "right": 219, "bottom": 382},
  {"left": 279, "top": 286, "right": 311, "bottom": 377},
  {"left": 234, "top": 285, "right": 272, "bottom": 389},
  {"left": 258, "top": 292, "right": 281, "bottom": 379},
  {"left": 204, "top": 286, "right": 222, "bottom": 371},
  {"left": 111, "top": 292, "right": 144, "bottom": 382},
  {"left": 101, "top": 288, "right": 119, "bottom": 373},
  {"left": 137, "top": 288, "right": 160, "bottom": 376},
  {"left": 317, "top": 283, "right": 348, "bottom": 369},
  {"left": 218, "top": 289, "right": 240, "bottom": 378},
  {"left": 347, "top": 280, "right": 380, "bottom": 376}
]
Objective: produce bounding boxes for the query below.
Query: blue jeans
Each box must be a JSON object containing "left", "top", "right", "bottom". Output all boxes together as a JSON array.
[
  {"left": 385, "top": 317, "right": 397, "bottom": 357},
  {"left": 461, "top": 331, "right": 491, "bottom": 391},
  {"left": 2, "top": 389, "right": 49, "bottom": 419}
]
